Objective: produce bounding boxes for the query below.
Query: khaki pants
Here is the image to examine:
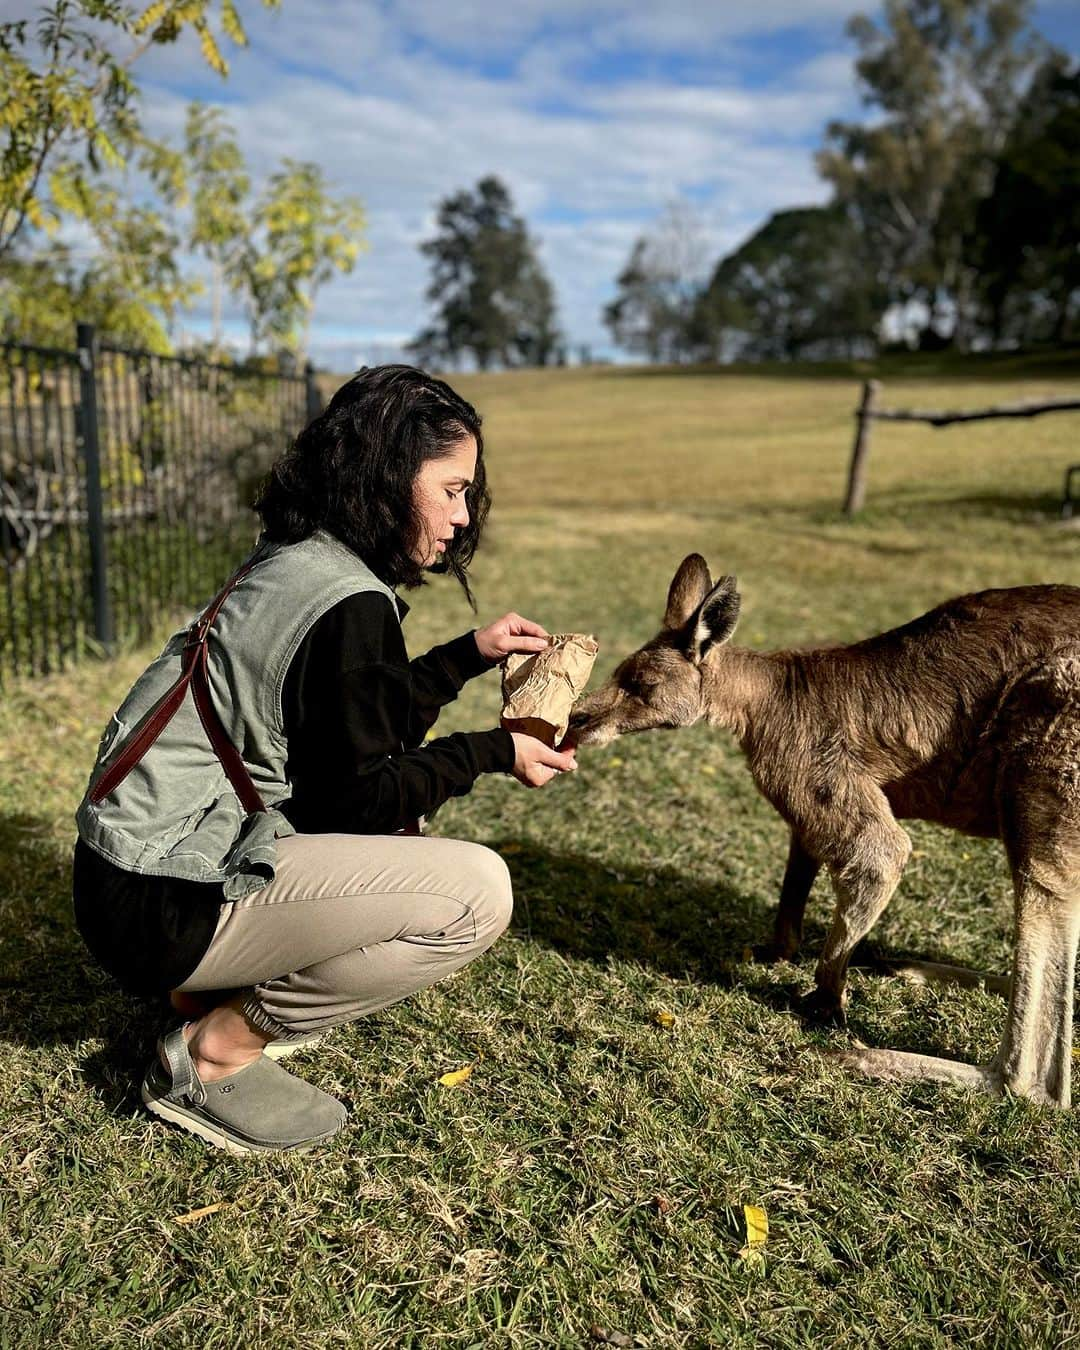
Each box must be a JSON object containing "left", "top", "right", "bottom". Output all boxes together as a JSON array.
[{"left": 176, "top": 833, "right": 513, "bottom": 1038}]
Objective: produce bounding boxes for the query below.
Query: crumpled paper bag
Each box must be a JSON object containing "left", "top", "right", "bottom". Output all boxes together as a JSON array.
[{"left": 500, "top": 633, "right": 599, "bottom": 747}]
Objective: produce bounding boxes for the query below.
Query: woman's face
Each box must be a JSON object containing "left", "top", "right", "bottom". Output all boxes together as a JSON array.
[{"left": 410, "top": 434, "right": 478, "bottom": 567}]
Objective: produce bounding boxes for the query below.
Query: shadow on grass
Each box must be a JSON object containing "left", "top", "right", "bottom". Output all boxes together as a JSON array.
[
  {"left": 893, "top": 490, "right": 1067, "bottom": 524},
  {"left": 0, "top": 813, "right": 160, "bottom": 1109},
  {"left": 498, "top": 838, "right": 1015, "bottom": 1064},
  {"left": 0, "top": 814, "right": 1009, "bottom": 1104},
  {"left": 797, "top": 490, "right": 1069, "bottom": 532},
  {"left": 500, "top": 839, "right": 783, "bottom": 985}
]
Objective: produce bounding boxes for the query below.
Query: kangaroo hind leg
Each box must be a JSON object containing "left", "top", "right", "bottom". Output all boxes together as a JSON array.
[
  {"left": 992, "top": 656, "right": 1080, "bottom": 1107},
  {"left": 993, "top": 781, "right": 1080, "bottom": 1105},
  {"left": 835, "top": 814, "right": 1080, "bottom": 1107},
  {"left": 839, "top": 659, "right": 1080, "bottom": 1107}
]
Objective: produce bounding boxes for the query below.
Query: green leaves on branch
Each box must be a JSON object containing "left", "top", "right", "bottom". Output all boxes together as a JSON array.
[
  {"left": 695, "top": 207, "right": 884, "bottom": 362},
  {"left": 0, "top": 4, "right": 367, "bottom": 360},
  {"left": 183, "top": 109, "right": 365, "bottom": 355},
  {"left": 0, "top": 0, "right": 280, "bottom": 259},
  {"left": 2, "top": 149, "right": 194, "bottom": 352},
  {"left": 245, "top": 160, "right": 366, "bottom": 354},
  {"left": 973, "top": 57, "right": 1080, "bottom": 345}
]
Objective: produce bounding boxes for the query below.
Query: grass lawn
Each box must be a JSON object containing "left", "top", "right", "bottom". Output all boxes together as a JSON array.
[{"left": 2, "top": 358, "right": 1079, "bottom": 1347}]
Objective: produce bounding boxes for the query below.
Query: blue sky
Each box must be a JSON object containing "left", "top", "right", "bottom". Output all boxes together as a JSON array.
[{"left": 9, "top": 0, "right": 1079, "bottom": 365}]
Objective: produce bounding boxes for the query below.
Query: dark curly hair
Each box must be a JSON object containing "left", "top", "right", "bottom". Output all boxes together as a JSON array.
[{"left": 255, "top": 365, "right": 490, "bottom": 602}]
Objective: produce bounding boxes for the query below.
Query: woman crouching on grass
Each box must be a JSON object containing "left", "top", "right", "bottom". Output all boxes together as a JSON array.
[{"left": 73, "top": 365, "right": 575, "bottom": 1154}]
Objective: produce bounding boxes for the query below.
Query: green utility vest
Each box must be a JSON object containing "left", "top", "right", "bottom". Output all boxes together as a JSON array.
[{"left": 76, "top": 530, "right": 396, "bottom": 900}]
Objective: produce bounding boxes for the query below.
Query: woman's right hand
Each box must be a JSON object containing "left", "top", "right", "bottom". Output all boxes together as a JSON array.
[{"left": 510, "top": 733, "right": 577, "bottom": 788}]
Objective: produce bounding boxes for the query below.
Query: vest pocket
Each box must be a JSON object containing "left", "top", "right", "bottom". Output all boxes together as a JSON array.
[{"left": 162, "top": 789, "right": 245, "bottom": 871}]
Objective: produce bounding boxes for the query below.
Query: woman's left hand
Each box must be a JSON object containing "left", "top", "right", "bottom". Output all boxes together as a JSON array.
[{"left": 475, "top": 613, "right": 550, "bottom": 663}]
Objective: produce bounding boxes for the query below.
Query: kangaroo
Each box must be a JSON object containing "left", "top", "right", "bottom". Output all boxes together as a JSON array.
[{"left": 566, "top": 554, "right": 1080, "bottom": 1108}]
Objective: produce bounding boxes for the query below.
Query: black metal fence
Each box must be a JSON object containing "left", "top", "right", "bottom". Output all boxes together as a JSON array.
[{"left": 0, "top": 324, "right": 318, "bottom": 688}]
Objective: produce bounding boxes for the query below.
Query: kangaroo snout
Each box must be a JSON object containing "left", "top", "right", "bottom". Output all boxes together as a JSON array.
[{"left": 565, "top": 697, "right": 619, "bottom": 748}]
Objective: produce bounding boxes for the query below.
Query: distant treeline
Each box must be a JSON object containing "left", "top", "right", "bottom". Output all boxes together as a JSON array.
[{"left": 605, "top": 2, "right": 1080, "bottom": 362}]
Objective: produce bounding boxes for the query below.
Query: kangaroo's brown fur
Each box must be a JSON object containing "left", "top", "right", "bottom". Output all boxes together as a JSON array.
[{"left": 567, "top": 554, "right": 1080, "bottom": 1107}]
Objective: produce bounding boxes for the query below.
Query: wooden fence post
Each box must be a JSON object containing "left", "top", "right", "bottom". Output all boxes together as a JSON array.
[
  {"left": 843, "top": 379, "right": 880, "bottom": 517},
  {"left": 75, "top": 322, "right": 114, "bottom": 650}
]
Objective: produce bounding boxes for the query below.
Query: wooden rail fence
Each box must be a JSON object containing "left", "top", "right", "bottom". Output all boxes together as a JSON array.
[{"left": 842, "top": 379, "right": 1080, "bottom": 516}]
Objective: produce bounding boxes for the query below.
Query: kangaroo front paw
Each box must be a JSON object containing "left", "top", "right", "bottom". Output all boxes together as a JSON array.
[{"left": 798, "top": 987, "right": 847, "bottom": 1028}]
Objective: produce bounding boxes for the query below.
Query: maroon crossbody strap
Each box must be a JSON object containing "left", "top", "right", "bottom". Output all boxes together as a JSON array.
[{"left": 89, "top": 557, "right": 267, "bottom": 814}]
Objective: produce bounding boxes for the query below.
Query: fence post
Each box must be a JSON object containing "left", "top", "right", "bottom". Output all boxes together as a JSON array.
[
  {"left": 843, "top": 379, "right": 880, "bottom": 517},
  {"left": 76, "top": 322, "right": 114, "bottom": 649},
  {"left": 304, "top": 362, "right": 322, "bottom": 423}
]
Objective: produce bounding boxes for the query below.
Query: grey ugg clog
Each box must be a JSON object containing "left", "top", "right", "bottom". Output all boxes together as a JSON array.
[{"left": 141, "top": 1025, "right": 346, "bottom": 1154}]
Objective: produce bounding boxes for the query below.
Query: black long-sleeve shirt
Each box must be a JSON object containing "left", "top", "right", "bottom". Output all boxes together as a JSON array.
[
  {"left": 73, "top": 594, "right": 514, "bottom": 994},
  {"left": 280, "top": 593, "right": 513, "bottom": 834}
]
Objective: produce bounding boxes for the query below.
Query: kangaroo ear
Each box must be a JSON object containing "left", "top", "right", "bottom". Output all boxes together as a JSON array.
[
  {"left": 664, "top": 554, "right": 712, "bottom": 630},
  {"left": 688, "top": 575, "right": 740, "bottom": 663}
]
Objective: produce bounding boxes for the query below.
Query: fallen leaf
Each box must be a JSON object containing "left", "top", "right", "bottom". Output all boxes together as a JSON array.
[
  {"left": 608, "top": 756, "right": 624, "bottom": 767},
  {"left": 499, "top": 843, "right": 522, "bottom": 856},
  {"left": 739, "top": 1203, "right": 768, "bottom": 1267},
  {"left": 174, "top": 1202, "right": 230, "bottom": 1225},
  {"left": 652, "top": 1194, "right": 672, "bottom": 1214},
  {"left": 438, "top": 1063, "right": 474, "bottom": 1087},
  {"left": 652, "top": 1009, "right": 675, "bottom": 1029},
  {"left": 700, "top": 764, "right": 717, "bottom": 775},
  {"left": 742, "top": 945, "right": 754, "bottom": 963}
]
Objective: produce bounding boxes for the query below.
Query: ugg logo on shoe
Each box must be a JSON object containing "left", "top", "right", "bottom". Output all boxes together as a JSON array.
[{"left": 218, "top": 1084, "right": 236, "bottom": 1093}]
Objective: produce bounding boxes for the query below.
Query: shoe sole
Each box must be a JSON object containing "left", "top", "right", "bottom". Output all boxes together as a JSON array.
[
  {"left": 140, "top": 1075, "right": 342, "bottom": 1155},
  {"left": 263, "top": 1033, "right": 326, "bottom": 1061}
]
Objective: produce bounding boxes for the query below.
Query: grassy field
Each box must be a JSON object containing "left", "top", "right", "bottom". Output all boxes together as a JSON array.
[{"left": 2, "top": 357, "right": 1079, "bottom": 1347}]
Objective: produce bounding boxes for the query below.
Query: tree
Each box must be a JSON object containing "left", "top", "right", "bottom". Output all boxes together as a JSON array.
[
  {"left": 185, "top": 101, "right": 250, "bottom": 349},
  {"left": 817, "top": 0, "right": 1045, "bottom": 348},
  {"left": 694, "top": 206, "right": 883, "bottom": 361},
  {"left": 603, "top": 201, "right": 709, "bottom": 363},
  {"left": 0, "top": 96, "right": 366, "bottom": 357},
  {"left": 0, "top": 242, "right": 173, "bottom": 349},
  {"left": 0, "top": 157, "right": 194, "bottom": 351},
  {"left": 0, "top": 0, "right": 282, "bottom": 261},
  {"left": 975, "top": 57, "right": 1080, "bottom": 344},
  {"left": 411, "top": 176, "right": 560, "bottom": 371},
  {"left": 235, "top": 160, "right": 366, "bottom": 357}
]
